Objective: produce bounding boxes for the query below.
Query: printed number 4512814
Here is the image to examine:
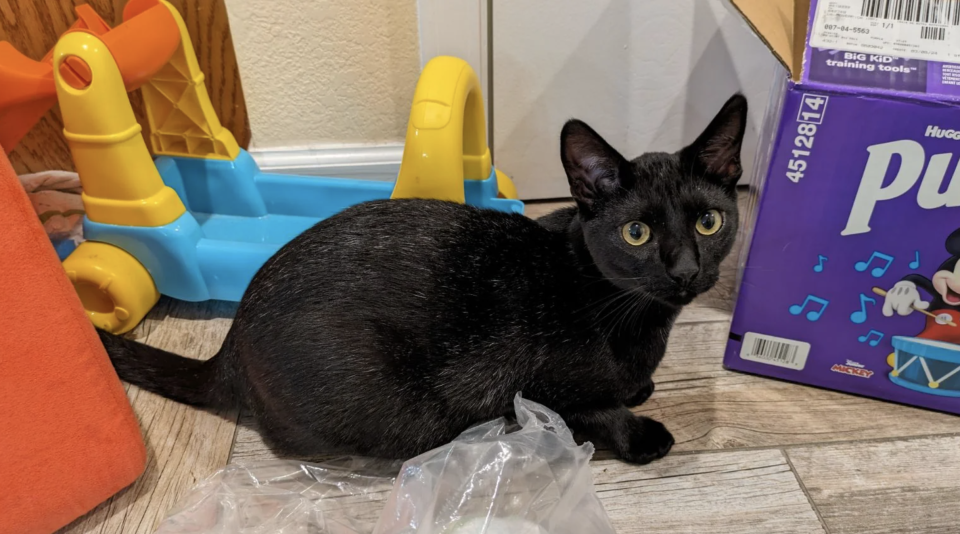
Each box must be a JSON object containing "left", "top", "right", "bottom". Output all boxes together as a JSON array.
[{"left": 786, "top": 94, "right": 827, "bottom": 183}]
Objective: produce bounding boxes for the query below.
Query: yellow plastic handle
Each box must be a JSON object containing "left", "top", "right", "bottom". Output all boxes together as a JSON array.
[
  {"left": 391, "top": 56, "right": 491, "bottom": 202},
  {"left": 53, "top": 31, "right": 185, "bottom": 226}
]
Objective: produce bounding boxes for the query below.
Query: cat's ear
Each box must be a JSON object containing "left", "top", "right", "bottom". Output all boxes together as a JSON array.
[
  {"left": 561, "top": 119, "right": 630, "bottom": 212},
  {"left": 681, "top": 93, "right": 748, "bottom": 188}
]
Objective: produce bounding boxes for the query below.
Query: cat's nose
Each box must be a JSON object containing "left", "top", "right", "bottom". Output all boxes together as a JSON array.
[{"left": 667, "top": 262, "right": 699, "bottom": 287}]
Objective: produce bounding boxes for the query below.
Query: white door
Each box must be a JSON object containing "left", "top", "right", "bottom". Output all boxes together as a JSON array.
[{"left": 491, "top": 0, "right": 778, "bottom": 199}]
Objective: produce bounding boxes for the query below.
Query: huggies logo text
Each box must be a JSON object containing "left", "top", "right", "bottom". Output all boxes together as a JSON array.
[
  {"left": 842, "top": 139, "right": 960, "bottom": 236},
  {"left": 926, "top": 126, "right": 960, "bottom": 140}
]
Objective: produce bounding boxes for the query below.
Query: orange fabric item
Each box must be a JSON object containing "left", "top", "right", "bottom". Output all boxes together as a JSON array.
[{"left": 0, "top": 144, "right": 146, "bottom": 533}]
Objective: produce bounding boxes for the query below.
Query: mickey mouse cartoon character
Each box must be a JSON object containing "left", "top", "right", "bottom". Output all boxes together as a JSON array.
[{"left": 883, "top": 228, "right": 960, "bottom": 343}]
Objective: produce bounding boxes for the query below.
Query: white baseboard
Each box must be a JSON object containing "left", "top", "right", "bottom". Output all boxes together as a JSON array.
[{"left": 249, "top": 144, "right": 404, "bottom": 182}]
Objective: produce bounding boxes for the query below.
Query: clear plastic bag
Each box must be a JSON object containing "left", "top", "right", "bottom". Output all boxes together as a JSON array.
[
  {"left": 373, "top": 394, "right": 616, "bottom": 534},
  {"left": 153, "top": 458, "right": 401, "bottom": 534},
  {"left": 153, "top": 395, "right": 615, "bottom": 534}
]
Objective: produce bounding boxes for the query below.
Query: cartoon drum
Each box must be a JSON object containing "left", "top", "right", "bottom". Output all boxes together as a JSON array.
[{"left": 888, "top": 336, "right": 960, "bottom": 397}]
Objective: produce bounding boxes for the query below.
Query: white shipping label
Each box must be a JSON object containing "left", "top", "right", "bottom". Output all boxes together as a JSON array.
[{"left": 810, "top": 0, "right": 960, "bottom": 63}]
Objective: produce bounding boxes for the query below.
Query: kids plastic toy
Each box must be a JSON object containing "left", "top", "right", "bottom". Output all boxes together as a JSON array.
[{"left": 0, "top": 0, "right": 521, "bottom": 335}]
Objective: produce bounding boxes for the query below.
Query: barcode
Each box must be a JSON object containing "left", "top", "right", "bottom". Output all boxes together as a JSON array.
[
  {"left": 861, "top": 0, "right": 960, "bottom": 26},
  {"left": 740, "top": 333, "right": 810, "bottom": 371},
  {"left": 751, "top": 337, "right": 800, "bottom": 365},
  {"left": 921, "top": 25, "right": 947, "bottom": 38}
]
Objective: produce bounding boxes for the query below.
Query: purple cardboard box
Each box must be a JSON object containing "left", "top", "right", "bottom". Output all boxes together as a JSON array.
[{"left": 726, "top": 0, "right": 960, "bottom": 414}]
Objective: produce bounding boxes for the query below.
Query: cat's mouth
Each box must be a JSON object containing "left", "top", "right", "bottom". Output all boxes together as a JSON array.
[
  {"left": 612, "top": 280, "right": 701, "bottom": 308},
  {"left": 662, "top": 277, "right": 719, "bottom": 307},
  {"left": 596, "top": 262, "right": 709, "bottom": 308},
  {"left": 663, "top": 289, "right": 696, "bottom": 307}
]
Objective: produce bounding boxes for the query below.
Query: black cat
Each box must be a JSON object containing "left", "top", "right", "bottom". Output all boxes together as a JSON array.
[{"left": 100, "top": 94, "right": 747, "bottom": 464}]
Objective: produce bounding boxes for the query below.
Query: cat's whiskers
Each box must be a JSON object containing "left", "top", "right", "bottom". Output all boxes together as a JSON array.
[
  {"left": 600, "top": 295, "right": 646, "bottom": 349},
  {"left": 597, "top": 298, "right": 634, "bottom": 347},
  {"left": 611, "top": 291, "right": 647, "bottom": 337},
  {"left": 594, "top": 287, "right": 652, "bottom": 347},
  {"left": 585, "top": 287, "right": 641, "bottom": 324},
  {"left": 574, "top": 274, "right": 634, "bottom": 310}
]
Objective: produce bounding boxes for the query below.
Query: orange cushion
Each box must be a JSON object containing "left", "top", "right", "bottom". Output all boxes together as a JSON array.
[{"left": 0, "top": 147, "right": 146, "bottom": 534}]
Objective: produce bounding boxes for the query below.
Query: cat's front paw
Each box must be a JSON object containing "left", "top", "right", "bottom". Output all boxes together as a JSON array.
[
  {"left": 626, "top": 381, "right": 655, "bottom": 407},
  {"left": 619, "top": 416, "right": 674, "bottom": 464}
]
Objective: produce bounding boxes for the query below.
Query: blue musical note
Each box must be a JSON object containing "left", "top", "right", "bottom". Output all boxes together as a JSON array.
[
  {"left": 909, "top": 251, "right": 920, "bottom": 270},
  {"left": 858, "top": 329, "right": 884, "bottom": 347},
  {"left": 813, "top": 255, "right": 828, "bottom": 273},
  {"left": 790, "top": 295, "right": 829, "bottom": 322},
  {"left": 850, "top": 293, "right": 877, "bottom": 324},
  {"left": 855, "top": 251, "right": 894, "bottom": 278}
]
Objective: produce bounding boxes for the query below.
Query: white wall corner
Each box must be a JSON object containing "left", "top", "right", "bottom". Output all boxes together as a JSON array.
[{"left": 250, "top": 144, "right": 404, "bottom": 182}]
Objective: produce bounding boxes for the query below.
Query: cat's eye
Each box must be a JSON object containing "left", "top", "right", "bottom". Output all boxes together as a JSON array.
[
  {"left": 621, "top": 221, "right": 651, "bottom": 246},
  {"left": 696, "top": 209, "right": 723, "bottom": 236}
]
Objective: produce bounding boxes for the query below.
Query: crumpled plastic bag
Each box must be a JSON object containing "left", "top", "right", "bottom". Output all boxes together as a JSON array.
[
  {"left": 153, "top": 457, "right": 400, "bottom": 534},
  {"left": 153, "top": 395, "right": 616, "bottom": 534},
  {"left": 374, "top": 394, "right": 616, "bottom": 534}
]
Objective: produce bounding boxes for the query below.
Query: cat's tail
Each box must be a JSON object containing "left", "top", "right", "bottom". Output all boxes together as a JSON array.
[{"left": 98, "top": 330, "right": 235, "bottom": 410}]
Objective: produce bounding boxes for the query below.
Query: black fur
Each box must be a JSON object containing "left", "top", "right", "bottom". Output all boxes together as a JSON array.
[{"left": 101, "top": 94, "right": 748, "bottom": 464}]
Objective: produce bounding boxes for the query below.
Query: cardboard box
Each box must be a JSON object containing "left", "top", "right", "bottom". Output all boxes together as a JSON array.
[{"left": 725, "top": 0, "right": 960, "bottom": 414}]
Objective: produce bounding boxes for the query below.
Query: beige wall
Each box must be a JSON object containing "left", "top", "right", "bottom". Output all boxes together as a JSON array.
[{"left": 225, "top": 0, "right": 421, "bottom": 149}]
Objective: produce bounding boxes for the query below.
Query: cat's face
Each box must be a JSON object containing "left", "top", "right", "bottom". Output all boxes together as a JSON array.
[{"left": 560, "top": 94, "right": 747, "bottom": 307}]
